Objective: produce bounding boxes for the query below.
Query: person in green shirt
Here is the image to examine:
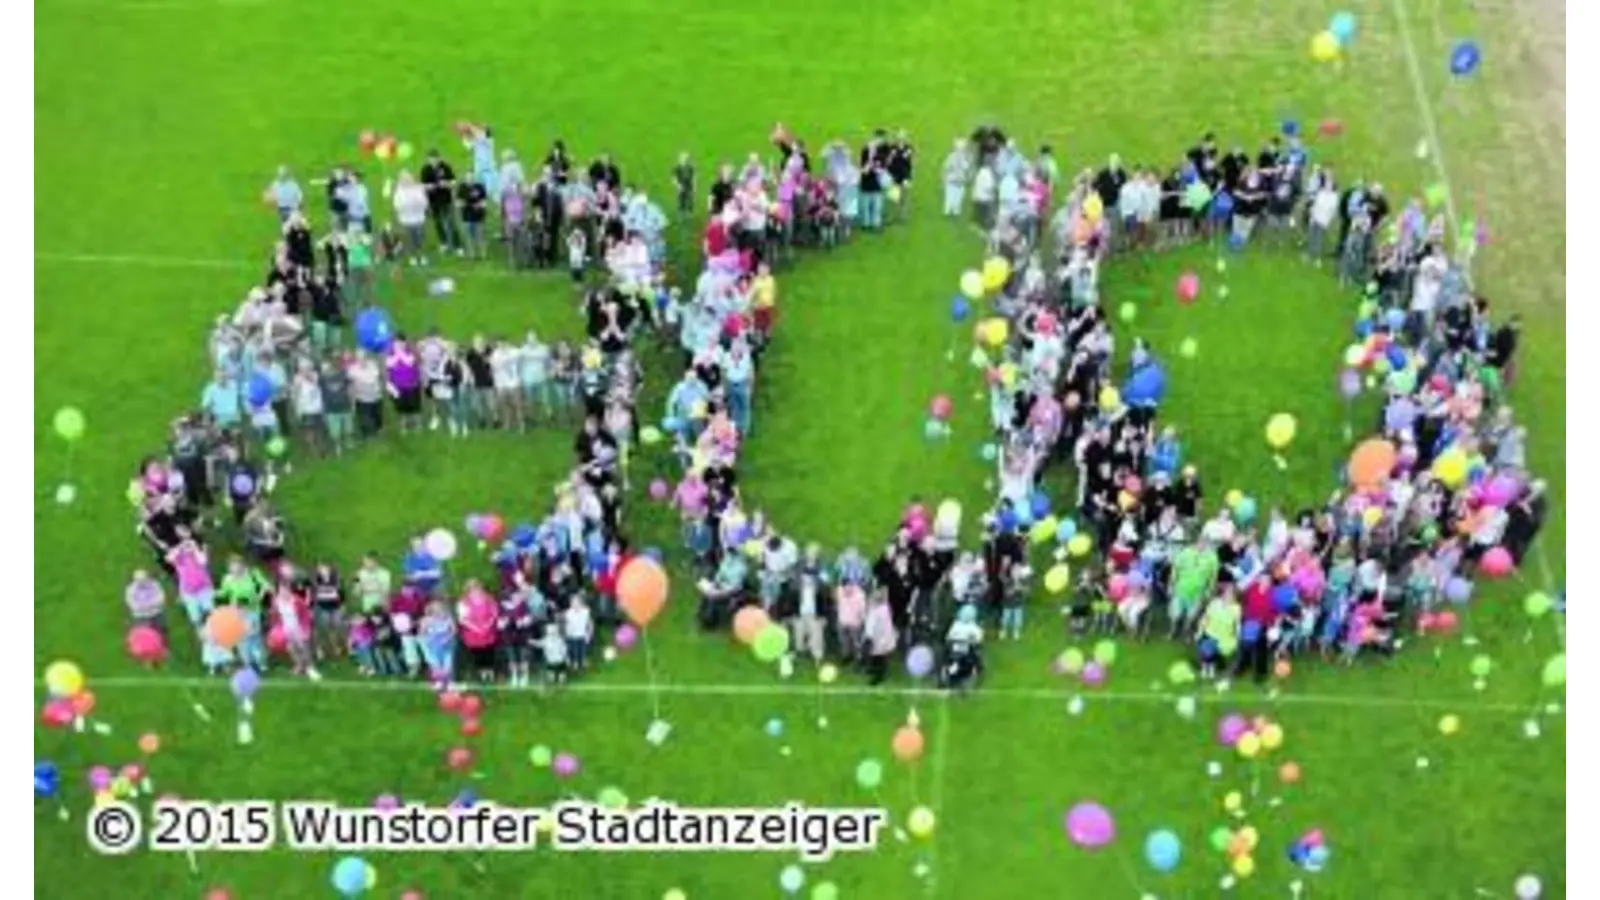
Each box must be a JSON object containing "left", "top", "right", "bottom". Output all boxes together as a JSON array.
[
  {"left": 216, "top": 556, "right": 271, "bottom": 669},
  {"left": 355, "top": 554, "right": 393, "bottom": 614},
  {"left": 1168, "top": 541, "right": 1220, "bottom": 638},
  {"left": 1199, "top": 590, "right": 1241, "bottom": 680}
]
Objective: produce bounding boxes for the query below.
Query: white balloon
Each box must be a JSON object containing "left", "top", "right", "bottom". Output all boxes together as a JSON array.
[
  {"left": 424, "top": 528, "right": 459, "bottom": 561},
  {"left": 1514, "top": 875, "right": 1542, "bottom": 899}
]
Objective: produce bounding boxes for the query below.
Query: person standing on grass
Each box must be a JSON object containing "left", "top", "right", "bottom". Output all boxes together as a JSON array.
[
  {"left": 290, "top": 359, "right": 327, "bottom": 456},
  {"left": 392, "top": 172, "right": 429, "bottom": 266},
  {"left": 420, "top": 150, "right": 462, "bottom": 255},
  {"left": 457, "top": 172, "right": 489, "bottom": 259},
  {"left": 310, "top": 561, "right": 345, "bottom": 662},
  {"left": 266, "top": 166, "right": 303, "bottom": 222},
  {"left": 457, "top": 580, "right": 500, "bottom": 684},
  {"left": 941, "top": 139, "right": 971, "bottom": 218},
  {"left": 862, "top": 591, "right": 897, "bottom": 685},
  {"left": 337, "top": 171, "right": 372, "bottom": 234},
  {"left": 887, "top": 129, "right": 915, "bottom": 221},
  {"left": 346, "top": 351, "right": 383, "bottom": 438},
  {"left": 386, "top": 335, "right": 423, "bottom": 432},
  {"left": 673, "top": 152, "right": 695, "bottom": 217}
]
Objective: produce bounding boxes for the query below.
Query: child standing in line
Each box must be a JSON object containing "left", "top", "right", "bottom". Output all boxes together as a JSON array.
[
  {"left": 348, "top": 615, "right": 376, "bottom": 675},
  {"left": 567, "top": 228, "right": 589, "bottom": 287},
  {"left": 369, "top": 609, "right": 402, "bottom": 676},
  {"left": 563, "top": 595, "right": 593, "bottom": 672},
  {"left": 672, "top": 152, "right": 695, "bottom": 217},
  {"left": 1000, "top": 564, "right": 1031, "bottom": 640},
  {"left": 834, "top": 581, "right": 866, "bottom": 663},
  {"left": 419, "top": 600, "right": 458, "bottom": 688},
  {"left": 541, "top": 622, "right": 569, "bottom": 686}
]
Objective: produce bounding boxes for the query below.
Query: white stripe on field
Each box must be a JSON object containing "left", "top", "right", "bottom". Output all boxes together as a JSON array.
[
  {"left": 34, "top": 250, "right": 529, "bottom": 280},
  {"left": 47, "top": 674, "right": 1539, "bottom": 714},
  {"left": 1389, "top": 0, "right": 1462, "bottom": 233},
  {"left": 922, "top": 696, "right": 953, "bottom": 899}
]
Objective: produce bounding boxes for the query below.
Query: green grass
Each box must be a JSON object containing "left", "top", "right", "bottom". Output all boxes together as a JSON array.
[{"left": 35, "top": 0, "right": 1565, "bottom": 897}]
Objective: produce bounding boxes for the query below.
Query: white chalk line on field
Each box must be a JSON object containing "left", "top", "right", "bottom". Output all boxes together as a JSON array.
[
  {"left": 45, "top": 674, "right": 1544, "bottom": 715},
  {"left": 1390, "top": 0, "right": 1463, "bottom": 235}
]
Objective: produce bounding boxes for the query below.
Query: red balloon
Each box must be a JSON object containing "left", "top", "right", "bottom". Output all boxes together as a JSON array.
[
  {"left": 357, "top": 129, "right": 377, "bottom": 151},
  {"left": 40, "top": 699, "right": 74, "bottom": 728},
  {"left": 460, "top": 695, "right": 483, "bottom": 717},
  {"left": 438, "top": 691, "right": 463, "bottom": 713},
  {"left": 479, "top": 514, "right": 505, "bottom": 543},
  {"left": 929, "top": 395, "right": 953, "bottom": 421},
  {"left": 70, "top": 690, "right": 97, "bottom": 717},
  {"left": 460, "top": 717, "right": 482, "bottom": 738},
  {"left": 266, "top": 625, "right": 289, "bottom": 654},
  {"left": 446, "top": 747, "right": 474, "bottom": 771},
  {"left": 126, "top": 625, "right": 167, "bottom": 663}
]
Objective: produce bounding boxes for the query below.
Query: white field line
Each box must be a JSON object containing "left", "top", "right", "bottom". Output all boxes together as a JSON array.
[
  {"left": 922, "top": 696, "right": 952, "bottom": 899},
  {"left": 34, "top": 250, "right": 530, "bottom": 280},
  {"left": 44, "top": 674, "right": 1543, "bottom": 714},
  {"left": 1389, "top": 0, "right": 1462, "bottom": 235}
]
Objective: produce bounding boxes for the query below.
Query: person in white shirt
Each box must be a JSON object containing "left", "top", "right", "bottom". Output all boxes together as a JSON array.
[
  {"left": 941, "top": 139, "right": 972, "bottom": 217},
  {"left": 972, "top": 165, "right": 997, "bottom": 229},
  {"left": 563, "top": 597, "right": 593, "bottom": 671},
  {"left": 1306, "top": 182, "right": 1341, "bottom": 263},
  {"left": 392, "top": 171, "right": 430, "bottom": 265},
  {"left": 488, "top": 341, "right": 524, "bottom": 431}
]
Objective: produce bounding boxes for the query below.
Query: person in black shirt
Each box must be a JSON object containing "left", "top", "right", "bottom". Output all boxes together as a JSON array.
[
  {"left": 672, "top": 153, "right": 695, "bottom": 216},
  {"left": 326, "top": 166, "right": 351, "bottom": 230},
  {"left": 588, "top": 153, "right": 621, "bottom": 192},
  {"left": 886, "top": 130, "right": 915, "bottom": 221},
  {"left": 419, "top": 151, "right": 462, "bottom": 254},
  {"left": 1487, "top": 313, "right": 1520, "bottom": 372},
  {"left": 283, "top": 213, "right": 315, "bottom": 271},
  {"left": 464, "top": 338, "right": 495, "bottom": 428},
  {"left": 546, "top": 140, "right": 572, "bottom": 185},
  {"left": 308, "top": 274, "right": 344, "bottom": 355},
  {"left": 457, "top": 173, "right": 489, "bottom": 259},
  {"left": 709, "top": 165, "right": 735, "bottom": 216}
]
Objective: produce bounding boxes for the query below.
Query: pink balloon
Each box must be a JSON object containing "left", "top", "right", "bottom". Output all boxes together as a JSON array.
[
  {"left": 479, "top": 514, "right": 505, "bottom": 542},
  {"left": 648, "top": 479, "right": 670, "bottom": 502},
  {"left": 374, "top": 793, "right": 400, "bottom": 810},
  {"left": 88, "top": 766, "right": 113, "bottom": 790},
  {"left": 1175, "top": 273, "right": 1200, "bottom": 304},
  {"left": 120, "top": 763, "right": 145, "bottom": 782},
  {"left": 1433, "top": 610, "right": 1460, "bottom": 632},
  {"left": 929, "top": 395, "right": 954, "bottom": 421},
  {"left": 614, "top": 624, "right": 639, "bottom": 650},
  {"left": 1064, "top": 801, "right": 1116, "bottom": 849},
  {"left": 1107, "top": 575, "right": 1129, "bottom": 601},
  {"left": 1479, "top": 547, "right": 1514, "bottom": 578},
  {"left": 1480, "top": 474, "right": 1521, "bottom": 507},
  {"left": 1217, "top": 714, "right": 1250, "bottom": 747},
  {"left": 1080, "top": 661, "right": 1107, "bottom": 687},
  {"left": 400, "top": 892, "right": 425, "bottom": 900},
  {"left": 126, "top": 624, "right": 167, "bottom": 662},
  {"left": 446, "top": 747, "right": 474, "bottom": 771},
  {"left": 552, "top": 752, "right": 580, "bottom": 778}
]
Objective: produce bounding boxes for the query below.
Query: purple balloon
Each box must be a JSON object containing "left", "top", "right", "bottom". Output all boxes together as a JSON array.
[
  {"left": 1480, "top": 474, "right": 1521, "bottom": 507},
  {"left": 648, "top": 479, "right": 670, "bottom": 501},
  {"left": 373, "top": 793, "right": 400, "bottom": 810},
  {"left": 614, "top": 624, "right": 639, "bottom": 650},
  {"left": 230, "top": 667, "right": 260, "bottom": 700},
  {"left": 1064, "top": 801, "right": 1116, "bottom": 849},
  {"left": 231, "top": 473, "right": 255, "bottom": 495},
  {"left": 463, "top": 513, "right": 484, "bottom": 536},
  {"left": 1443, "top": 577, "right": 1474, "bottom": 605},
  {"left": 1080, "top": 661, "right": 1107, "bottom": 687},
  {"left": 1217, "top": 713, "right": 1249, "bottom": 747},
  {"left": 552, "top": 753, "right": 580, "bottom": 779},
  {"left": 1338, "top": 368, "right": 1362, "bottom": 400},
  {"left": 906, "top": 645, "right": 935, "bottom": 679}
]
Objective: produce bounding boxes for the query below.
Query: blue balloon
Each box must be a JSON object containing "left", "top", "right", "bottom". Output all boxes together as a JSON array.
[
  {"left": 511, "top": 523, "right": 538, "bottom": 548},
  {"left": 1029, "top": 491, "right": 1051, "bottom": 520},
  {"left": 1449, "top": 40, "right": 1481, "bottom": 76},
  {"left": 1123, "top": 365, "right": 1167, "bottom": 407},
  {"left": 1386, "top": 344, "right": 1408, "bottom": 371},
  {"left": 1304, "top": 844, "right": 1331, "bottom": 871},
  {"left": 979, "top": 442, "right": 999, "bottom": 462},
  {"left": 330, "top": 856, "right": 369, "bottom": 896},
  {"left": 1383, "top": 307, "right": 1406, "bottom": 331},
  {"left": 1014, "top": 504, "right": 1035, "bottom": 528},
  {"left": 34, "top": 761, "right": 58, "bottom": 799},
  {"left": 950, "top": 296, "right": 971, "bottom": 323},
  {"left": 997, "top": 508, "right": 1018, "bottom": 533},
  {"left": 354, "top": 308, "right": 395, "bottom": 353},
  {"left": 1272, "top": 584, "right": 1298, "bottom": 613},
  {"left": 957, "top": 603, "right": 978, "bottom": 624},
  {"left": 1144, "top": 828, "right": 1182, "bottom": 873},
  {"left": 1211, "top": 192, "right": 1235, "bottom": 220},
  {"left": 1288, "top": 843, "right": 1310, "bottom": 865},
  {"left": 1354, "top": 319, "right": 1374, "bottom": 340},
  {"left": 662, "top": 416, "right": 686, "bottom": 434},
  {"left": 1330, "top": 11, "right": 1357, "bottom": 44},
  {"left": 453, "top": 788, "right": 478, "bottom": 808},
  {"left": 1281, "top": 119, "right": 1300, "bottom": 137},
  {"left": 1232, "top": 496, "right": 1258, "bottom": 525},
  {"left": 246, "top": 372, "right": 273, "bottom": 408},
  {"left": 1055, "top": 518, "right": 1078, "bottom": 542},
  {"left": 765, "top": 718, "right": 784, "bottom": 737},
  {"left": 1227, "top": 230, "right": 1248, "bottom": 252},
  {"left": 1242, "top": 620, "right": 1263, "bottom": 642}
]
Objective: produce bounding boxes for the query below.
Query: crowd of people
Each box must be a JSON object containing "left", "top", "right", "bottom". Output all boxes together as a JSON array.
[{"left": 123, "top": 120, "right": 1550, "bottom": 694}]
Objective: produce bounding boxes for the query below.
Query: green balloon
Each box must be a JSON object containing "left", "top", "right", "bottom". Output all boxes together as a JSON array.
[
  {"left": 1058, "top": 647, "right": 1086, "bottom": 675},
  {"left": 1209, "top": 825, "right": 1232, "bottom": 852},
  {"left": 396, "top": 141, "right": 415, "bottom": 161},
  {"left": 1168, "top": 661, "right": 1196, "bottom": 685},
  {"left": 1178, "top": 337, "right": 1198, "bottom": 359},
  {"left": 753, "top": 624, "right": 790, "bottom": 662},
  {"left": 528, "top": 745, "right": 552, "bottom": 767},
  {"left": 811, "top": 882, "right": 840, "bottom": 900},
  {"left": 1092, "top": 640, "right": 1118, "bottom": 666},
  {"left": 53, "top": 406, "right": 85, "bottom": 442},
  {"left": 1118, "top": 302, "right": 1137, "bottom": 323},
  {"left": 265, "top": 436, "right": 288, "bottom": 459},
  {"left": 1542, "top": 653, "right": 1566, "bottom": 688},
  {"left": 854, "top": 759, "right": 883, "bottom": 790},
  {"left": 1524, "top": 592, "right": 1553, "bottom": 619},
  {"left": 1468, "top": 654, "right": 1494, "bottom": 678},
  {"left": 125, "top": 481, "right": 145, "bottom": 507}
]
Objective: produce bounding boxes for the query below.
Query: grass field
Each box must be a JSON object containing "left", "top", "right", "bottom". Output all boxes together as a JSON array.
[{"left": 33, "top": 0, "right": 1566, "bottom": 897}]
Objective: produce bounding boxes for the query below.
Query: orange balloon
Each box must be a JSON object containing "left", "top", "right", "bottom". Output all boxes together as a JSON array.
[
  {"left": 733, "top": 606, "right": 771, "bottom": 645},
  {"left": 1273, "top": 659, "right": 1292, "bottom": 679},
  {"left": 137, "top": 733, "right": 162, "bottom": 755},
  {"left": 616, "top": 557, "right": 669, "bottom": 627},
  {"left": 892, "top": 726, "right": 925, "bottom": 762},
  {"left": 70, "top": 690, "right": 96, "bottom": 717},
  {"left": 1347, "top": 439, "right": 1397, "bottom": 489},
  {"left": 206, "top": 607, "right": 248, "bottom": 649},
  {"left": 1279, "top": 761, "right": 1302, "bottom": 784}
]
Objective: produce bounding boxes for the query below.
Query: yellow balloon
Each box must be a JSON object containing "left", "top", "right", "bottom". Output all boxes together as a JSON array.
[
  {"left": 907, "top": 805, "right": 937, "bottom": 838},
  {"left": 1045, "top": 564, "right": 1071, "bottom": 594},
  {"left": 1222, "top": 791, "right": 1243, "bottom": 812},
  {"left": 1224, "top": 489, "right": 1244, "bottom": 509},
  {"left": 1239, "top": 825, "right": 1259, "bottom": 851},
  {"left": 43, "top": 661, "right": 84, "bottom": 698},
  {"left": 1232, "top": 854, "right": 1256, "bottom": 878},
  {"left": 1265, "top": 413, "right": 1297, "bottom": 450},
  {"left": 1236, "top": 732, "right": 1262, "bottom": 758},
  {"left": 819, "top": 664, "right": 839, "bottom": 685},
  {"left": 1259, "top": 723, "right": 1284, "bottom": 750},
  {"left": 1030, "top": 516, "right": 1058, "bottom": 545},
  {"left": 981, "top": 257, "right": 1011, "bottom": 290},
  {"left": 998, "top": 362, "right": 1019, "bottom": 389},
  {"left": 960, "top": 270, "right": 985, "bottom": 300},
  {"left": 982, "top": 318, "right": 1010, "bottom": 348},
  {"left": 1438, "top": 714, "right": 1460, "bottom": 735},
  {"left": 1067, "top": 534, "right": 1093, "bottom": 558},
  {"left": 663, "top": 891, "right": 688, "bottom": 900},
  {"left": 1310, "top": 30, "right": 1341, "bottom": 62},
  {"left": 1084, "top": 194, "right": 1104, "bottom": 222},
  {"left": 1431, "top": 448, "right": 1468, "bottom": 488},
  {"left": 93, "top": 790, "right": 116, "bottom": 808},
  {"left": 1362, "top": 506, "right": 1384, "bottom": 528},
  {"left": 1098, "top": 386, "right": 1121, "bottom": 410}
]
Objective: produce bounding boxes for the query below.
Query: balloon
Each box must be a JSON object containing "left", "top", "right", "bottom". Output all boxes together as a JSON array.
[
  {"left": 552, "top": 752, "right": 580, "bottom": 778},
  {"left": 1175, "top": 272, "right": 1200, "bottom": 303},
  {"left": 1045, "top": 564, "right": 1071, "bottom": 594},
  {"left": 1083, "top": 194, "right": 1104, "bottom": 222},
  {"left": 810, "top": 883, "right": 839, "bottom": 900},
  {"left": 1144, "top": 829, "right": 1182, "bottom": 873},
  {"left": 373, "top": 137, "right": 395, "bottom": 160},
  {"left": 423, "top": 528, "right": 458, "bottom": 561},
  {"left": 1330, "top": 11, "right": 1357, "bottom": 43},
  {"left": 1098, "top": 385, "right": 1121, "bottom": 410},
  {"left": 331, "top": 857, "right": 371, "bottom": 896},
  {"left": 1209, "top": 826, "right": 1233, "bottom": 852},
  {"left": 1438, "top": 714, "right": 1461, "bottom": 735},
  {"left": 1259, "top": 723, "right": 1284, "bottom": 750},
  {"left": 639, "top": 426, "right": 663, "bottom": 445},
  {"left": 617, "top": 557, "right": 669, "bottom": 626},
  {"left": 1279, "top": 761, "right": 1302, "bottom": 783},
  {"left": 52, "top": 406, "right": 86, "bottom": 441},
  {"left": 855, "top": 758, "right": 884, "bottom": 789},
  {"left": 905, "top": 645, "right": 935, "bottom": 679},
  {"left": 126, "top": 625, "right": 166, "bottom": 662},
  {"left": 1431, "top": 448, "right": 1469, "bottom": 488},
  {"left": 981, "top": 257, "right": 1011, "bottom": 290},
  {"left": 266, "top": 625, "right": 288, "bottom": 654},
  {"left": 1057, "top": 647, "right": 1086, "bottom": 675},
  {"left": 1525, "top": 591, "right": 1554, "bottom": 619},
  {"left": 1123, "top": 365, "right": 1167, "bottom": 406},
  {"left": 818, "top": 663, "right": 839, "bottom": 685},
  {"left": 1067, "top": 534, "right": 1093, "bottom": 557},
  {"left": 950, "top": 296, "right": 971, "bottom": 322},
  {"left": 1080, "top": 661, "right": 1107, "bottom": 687},
  {"left": 1231, "top": 496, "right": 1257, "bottom": 526},
  {"left": 34, "top": 760, "right": 59, "bottom": 799},
  {"left": 40, "top": 699, "right": 74, "bottom": 728},
  {"left": 1478, "top": 547, "right": 1514, "bottom": 578},
  {"left": 752, "top": 623, "right": 790, "bottom": 662},
  {"left": 1310, "top": 30, "right": 1341, "bottom": 62},
  {"left": 1063, "top": 801, "right": 1115, "bottom": 849},
  {"left": 357, "top": 129, "right": 377, "bottom": 151},
  {"left": 1232, "top": 854, "right": 1256, "bottom": 878},
  {"left": 929, "top": 394, "right": 954, "bottom": 421},
  {"left": 1450, "top": 40, "right": 1481, "bottom": 76},
  {"left": 264, "top": 436, "right": 288, "bottom": 459},
  {"left": 1217, "top": 714, "right": 1249, "bottom": 747},
  {"left": 1168, "top": 661, "right": 1196, "bottom": 685},
  {"left": 138, "top": 732, "right": 161, "bottom": 755},
  {"left": 1469, "top": 653, "right": 1494, "bottom": 678},
  {"left": 907, "top": 805, "right": 937, "bottom": 839},
  {"left": 981, "top": 317, "right": 1009, "bottom": 347},
  {"left": 1091, "top": 640, "right": 1118, "bottom": 666},
  {"left": 1347, "top": 439, "right": 1397, "bottom": 488},
  {"left": 354, "top": 307, "right": 395, "bottom": 353},
  {"left": 614, "top": 624, "right": 639, "bottom": 650},
  {"left": 1236, "top": 732, "right": 1262, "bottom": 758},
  {"left": 395, "top": 141, "right": 415, "bottom": 162},
  {"left": 648, "top": 479, "right": 670, "bottom": 501},
  {"left": 1529, "top": 654, "right": 1565, "bottom": 694},
  {"left": 1178, "top": 337, "right": 1198, "bottom": 358},
  {"left": 1514, "top": 875, "right": 1542, "bottom": 899},
  {"left": 229, "top": 667, "right": 260, "bottom": 700},
  {"left": 1442, "top": 577, "right": 1473, "bottom": 605},
  {"left": 231, "top": 472, "right": 255, "bottom": 496},
  {"left": 892, "top": 726, "right": 925, "bottom": 761},
  {"left": 1264, "top": 413, "right": 1297, "bottom": 449},
  {"left": 446, "top": 747, "right": 474, "bottom": 771},
  {"left": 1118, "top": 301, "right": 1137, "bottom": 323},
  {"left": 779, "top": 864, "right": 805, "bottom": 894},
  {"left": 206, "top": 607, "right": 248, "bottom": 650},
  {"left": 959, "top": 270, "right": 985, "bottom": 300}
]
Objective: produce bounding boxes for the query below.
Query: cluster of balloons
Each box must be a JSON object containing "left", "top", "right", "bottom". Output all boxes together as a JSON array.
[
  {"left": 357, "top": 130, "right": 414, "bottom": 163},
  {"left": 462, "top": 513, "right": 505, "bottom": 545},
  {"left": 1286, "top": 828, "right": 1332, "bottom": 873},
  {"left": 1053, "top": 640, "right": 1119, "bottom": 688},
  {"left": 1216, "top": 712, "right": 1286, "bottom": 760},
  {"left": 1207, "top": 821, "right": 1265, "bottom": 878},
  {"left": 958, "top": 257, "right": 1011, "bottom": 300},
  {"left": 40, "top": 661, "right": 92, "bottom": 731},
  {"left": 1309, "top": 11, "right": 1356, "bottom": 63}
]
